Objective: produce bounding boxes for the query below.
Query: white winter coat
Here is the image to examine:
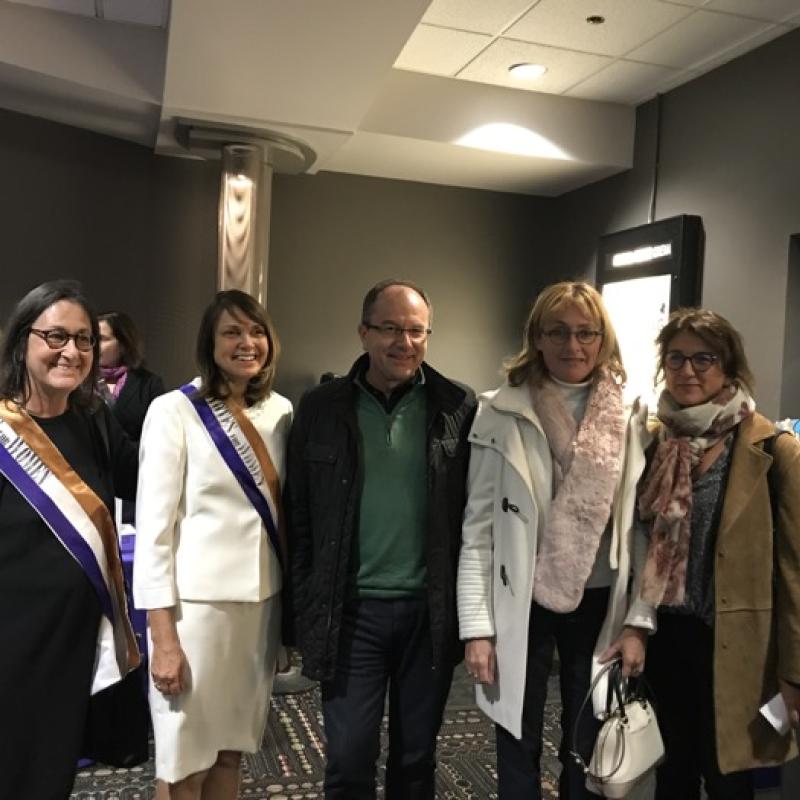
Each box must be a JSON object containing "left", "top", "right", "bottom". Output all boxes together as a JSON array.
[{"left": 457, "top": 382, "right": 655, "bottom": 738}]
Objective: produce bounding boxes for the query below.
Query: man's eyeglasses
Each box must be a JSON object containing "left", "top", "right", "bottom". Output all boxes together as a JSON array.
[
  {"left": 664, "top": 351, "right": 719, "bottom": 373},
  {"left": 541, "top": 327, "right": 603, "bottom": 345},
  {"left": 30, "top": 328, "right": 95, "bottom": 352},
  {"left": 364, "top": 324, "right": 432, "bottom": 343}
]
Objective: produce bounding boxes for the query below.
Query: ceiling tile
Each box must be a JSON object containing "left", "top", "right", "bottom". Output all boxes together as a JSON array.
[
  {"left": 421, "top": 0, "right": 538, "bottom": 35},
  {"left": 566, "top": 60, "right": 681, "bottom": 104},
  {"left": 685, "top": 23, "right": 792, "bottom": 72},
  {"left": 507, "top": 0, "right": 694, "bottom": 57},
  {"left": 395, "top": 24, "right": 492, "bottom": 75},
  {"left": 7, "top": 0, "right": 95, "bottom": 15},
  {"left": 705, "top": 0, "right": 800, "bottom": 23},
  {"left": 459, "top": 38, "right": 613, "bottom": 94},
  {"left": 627, "top": 9, "right": 772, "bottom": 67},
  {"left": 103, "top": 0, "right": 168, "bottom": 27}
]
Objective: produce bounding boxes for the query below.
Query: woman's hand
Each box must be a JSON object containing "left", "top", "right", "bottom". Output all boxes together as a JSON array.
[
  {"left": 148, "top": 607, "right": 188, "bottom": 696},
  {"left": 465, "top": 638, "right": 496, "bottom": 684},
  {"left": 150, "top": 642, "right": 189, "bottom": 696},
  {"left": 598, "top": 626, "right": 648, "bottom": 677},
  {"left": 779, "top": 680, "right": 800, "bottom": 728}
]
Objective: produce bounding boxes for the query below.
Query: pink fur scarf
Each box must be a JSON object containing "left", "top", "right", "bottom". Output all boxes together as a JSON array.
[
  {"left": 530, "top": 370, "right": 626, "bottom": 613},
  {"left": 638, "top": 383, "right": 755, "bottom": 606}
]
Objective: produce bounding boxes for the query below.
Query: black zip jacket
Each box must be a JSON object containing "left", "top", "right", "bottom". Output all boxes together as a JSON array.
[{"left": 284, "top": 354, "right": 476, "bottom": 681}]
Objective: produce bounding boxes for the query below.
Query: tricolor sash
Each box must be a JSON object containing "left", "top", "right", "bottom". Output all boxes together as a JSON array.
[
  {"left": 180, "top": 385, "right": 287, "bottom": 570},
  {"left": 0, "top": 401, "right": 140, "bottom": 693}
]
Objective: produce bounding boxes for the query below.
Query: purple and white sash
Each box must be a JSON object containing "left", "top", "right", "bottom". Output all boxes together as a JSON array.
[
  {"left": 180, "top": 385, "right": 286, "bottom": 570},
  {"left": 0, "top": 404, "right": 139, "bottom": 693}
]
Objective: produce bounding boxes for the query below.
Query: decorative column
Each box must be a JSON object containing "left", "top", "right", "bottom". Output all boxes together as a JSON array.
[
  {"left": 218, "top": 144, "right": 272, "bottom": 303},
  {"left": 176, "top": 122, "right": 315, "bottom": 303}
]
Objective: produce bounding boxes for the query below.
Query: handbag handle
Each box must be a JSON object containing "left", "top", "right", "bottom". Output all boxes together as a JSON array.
[
  {"left": 570, "top": 658, "right": 625, "bottom": 777},
  {"left": 569, "top": 658, "right": 659, "bottom": 781}
]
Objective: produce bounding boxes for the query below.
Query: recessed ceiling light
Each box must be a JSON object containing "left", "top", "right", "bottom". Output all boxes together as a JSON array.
[
  {"left": 508, "top": 63, "right": 547, "bottom": 81},
  {"left": 586, "top": 15, "right": 605, "bottom": 24}
]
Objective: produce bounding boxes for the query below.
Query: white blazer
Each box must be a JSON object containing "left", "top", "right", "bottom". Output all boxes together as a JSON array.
[
  {"left": 133, "top": 387, "right": 292, "bottom": 609},
  {"left": 456, "top": 382, "right": 655, "bottom": 738}
]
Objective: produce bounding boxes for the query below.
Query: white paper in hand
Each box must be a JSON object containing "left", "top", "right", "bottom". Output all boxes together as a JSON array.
[{"left": 760, "top": 693, "right": 790, "bottom": 735}]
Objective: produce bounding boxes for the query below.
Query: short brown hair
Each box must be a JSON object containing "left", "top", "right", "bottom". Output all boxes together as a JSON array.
[
  {"left": 655, "top": 307, "right": 754, "bottom": 391},
  {"left": 505, "top": 281, "right": 625, "bottom": 386},
  {"left": 195, "top": 290, "right": 280, "bottom": 404}
]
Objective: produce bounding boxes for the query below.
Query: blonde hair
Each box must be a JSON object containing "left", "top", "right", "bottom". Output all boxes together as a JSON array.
[{"left": 505, "top": 281, "right": 625, "bottom": 386}]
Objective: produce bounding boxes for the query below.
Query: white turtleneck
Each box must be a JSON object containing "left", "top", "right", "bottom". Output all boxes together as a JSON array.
[{"left": 549, "top": 375, "right": 591, "bottom": 425}]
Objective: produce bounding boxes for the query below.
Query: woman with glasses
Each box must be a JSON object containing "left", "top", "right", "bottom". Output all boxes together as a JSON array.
[
  {"left": 637, "top": 308, "right": 800, "bottom": 799},
  {"left": 0, "top": 280, "right": 139, "bottom": 797},
  {"left": 134, "top": 290, "right": 291, "bottom": 800},
  {"left": 457, "top": 281, "right": 655, "bottom": 798}
]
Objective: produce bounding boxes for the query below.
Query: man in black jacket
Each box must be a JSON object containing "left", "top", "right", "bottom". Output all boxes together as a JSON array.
[{"left": 285, "top": 279, "right": 476, "bottom": 799}]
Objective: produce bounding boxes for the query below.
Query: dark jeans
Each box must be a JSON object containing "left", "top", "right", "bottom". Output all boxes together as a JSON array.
[
  {"left": 321, "top": 598, "right": 453, "bottom": 800},
  {"left": 647, "top": 612, "right": 754, "bottom": 800},
  {"left": 496, "top": 587, "right": 609, "bottom": 800}
]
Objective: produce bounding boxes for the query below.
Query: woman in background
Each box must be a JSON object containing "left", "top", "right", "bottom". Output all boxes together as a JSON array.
[
  {"left": 458, "top": 281, "right": 654, "bottom": 799},
  {"left": 98, "top": 310, "right": 166, "bottom": 443},
  {"left": 639, "top": 308, "right": 800, "bottom": 799},
  {"left": 134, "top": 290, "right": 291, "bottom": 800},
  {"left": 0, "top": 280, "right": 139, "bottom": 798}
]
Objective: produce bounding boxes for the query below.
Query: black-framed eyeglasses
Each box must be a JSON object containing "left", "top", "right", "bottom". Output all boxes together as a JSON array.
[
  {"left": 364, "top": 323, "right": 432, "bottom": 342},
  {"left": 664, "top": 351, "right": 719, "bottom": 373},
  {"left": 30, "top": 328, "right": 95, "bottom": 352},
  {"left": 541, "top": 327, "right": 603, "bottom": 345}
]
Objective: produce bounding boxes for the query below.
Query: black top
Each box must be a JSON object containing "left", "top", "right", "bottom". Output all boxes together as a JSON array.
[
  {"left": 109, "top": 366, "right": 166, "bottom": 443},
  {"left": 0, "top": 405, "right": 138, "bottom": 797}
]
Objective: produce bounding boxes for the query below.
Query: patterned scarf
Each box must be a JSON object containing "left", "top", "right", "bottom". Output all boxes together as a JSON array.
[
  {"left": 638, "top": 383, "right": 755, "bottom": 606},
  {"left": 531, "top": 368, "right": 627, "bottom": 613},
  {"left": 100, "top": 365, "right": 128, "bottom": 401}
]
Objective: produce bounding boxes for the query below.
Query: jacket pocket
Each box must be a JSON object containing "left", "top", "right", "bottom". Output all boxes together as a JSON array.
[{"left": 304, "top": 442, "right": 338, "bottom": 464}]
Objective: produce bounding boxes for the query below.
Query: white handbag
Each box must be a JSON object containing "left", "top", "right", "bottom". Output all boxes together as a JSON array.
[{"left": 571, "top": 659, "right": 664, "bottom": 798}]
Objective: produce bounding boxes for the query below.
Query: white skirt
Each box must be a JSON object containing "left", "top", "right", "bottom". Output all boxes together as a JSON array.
[{"left": 148, "top": 594, "right": 281, "bottom": 783}]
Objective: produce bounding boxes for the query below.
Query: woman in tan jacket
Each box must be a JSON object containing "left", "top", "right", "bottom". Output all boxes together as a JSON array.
[{"left": 638, "top": 308, "right": 800, "bottom": 799}]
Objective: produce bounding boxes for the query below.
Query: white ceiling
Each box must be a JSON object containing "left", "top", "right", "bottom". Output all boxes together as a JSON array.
[{"left": 0, "top": 0, "right": 797, "bottom": 196}]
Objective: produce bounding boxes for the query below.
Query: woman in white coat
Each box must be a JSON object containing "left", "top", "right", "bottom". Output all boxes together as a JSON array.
[
  {"left": 457, "top": 281, "right": 656, "bottom": 799},
  {"left": 134, "top": 290, "right": 292, "bottom": 800}
]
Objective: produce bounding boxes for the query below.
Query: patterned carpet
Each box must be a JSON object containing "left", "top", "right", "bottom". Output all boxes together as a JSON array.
[{"left": 70, "top": 663, "right": 563, "bottom": 799}]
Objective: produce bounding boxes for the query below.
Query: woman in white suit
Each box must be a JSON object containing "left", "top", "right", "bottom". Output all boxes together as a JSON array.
[
  {"left": 457, "top": 281, "right": 655, "bottom": 799},
  {"left": 134, "top": 290, "right": 292, "bottom": 800}
]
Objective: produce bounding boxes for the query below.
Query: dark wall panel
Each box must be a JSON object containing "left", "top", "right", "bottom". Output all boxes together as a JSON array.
[
  {"left": 0, "top": 107, "right": 219, "bottom": 388},
  {"left": 0, "top": 109, "right": 556, "bottom": 400},
  {"left": 269, "top": 172, "right": 556, "bottom": 400},
  {"left": 551, "top": 27, "right": 800, "bottom": 417}
]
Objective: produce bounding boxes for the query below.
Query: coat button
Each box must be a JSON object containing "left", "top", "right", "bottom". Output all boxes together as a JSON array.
[
  {"left": 720, "top": 597, "right": 728, "bottom": 605},
  {"left": 718, "top": 551, "right": 725, "bottom": 559}
]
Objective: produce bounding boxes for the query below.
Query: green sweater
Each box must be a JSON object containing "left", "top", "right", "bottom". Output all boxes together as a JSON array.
[{"left": 354, "top": 383, "right": 428, "bottom": 597}]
